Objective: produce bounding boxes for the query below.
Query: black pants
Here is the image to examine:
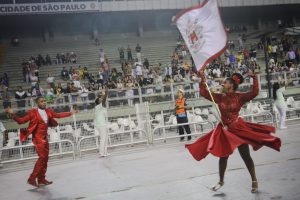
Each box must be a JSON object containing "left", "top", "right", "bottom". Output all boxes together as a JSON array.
[{"left": 176, "top": 116, "right": 191, "bottom": 140}]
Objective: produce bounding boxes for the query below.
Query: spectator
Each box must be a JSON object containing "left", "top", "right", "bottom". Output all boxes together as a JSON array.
[
  {"left": 46, "top": 73, "right": 55, "bottom": 88},
  {"left": 116, "top": 79, "right": 124, "bottom": 90},
  {"left": 191, "top": 73, "right": 200, "bottom": 98},
  {"left": 97, "top": 68, "right": 104, "bottom": 89},
  {"left": 238, "top": 34, "right": 244, "bottom": 50},
  {"left": 287, "top": 49, "right": 296, "bottom": 64},
  {"left": 54, "top": 83, "right": 64, "bottom": 104},
  {"left": 1, "top": 73, "right": 9, "bottom": 88},
  {"left": 136, "top": 43, "right": 142, "bottom": 62},
  {"left": 118, "top": 47, "right": 125, "bottom": 61},
  {"left": 31, "top": 83, "right": 44, "bottom": 97},
  {"left": 135, "top": 64, "right": 142, "bottom": 78},
  {"left": 99, "top": 49, "right": 105, "bottom": 64},
  {"left": 154, "top": 73, "right": 163, "bottom": 93},
  {"left": 80, "top": 84, "right": 89, "bottom": 110},
  {"left": 165, "top": 64, "right": 173, "bottom": 77},
  {"left": 30, "top": 72, "right": 39, "bottom": 89},
  {"left": 143, "top": 58, "right": 150, "bottom": 69},
  {"left": 83, "top": 67, "right": 89, "bottom": 80},
  {"left": 22, "top": 63, "right": 30, "bottom": 83},
  {"left": 15, "top": 86, "right": 27, "bottom": 108},
  {"left": 174, "top": 70, "right": 184, "bottom": 82},
  {"left": 45, "top": 54, "right": 52, "bottom": 65},
  {"left": 0, "top": 120, "right": 6, "bottom": 166},
  {"left": 45, "top": 85, "right": 55, "bottom": 104},
  {"left": 70, "top": 83, "right": 78, "bottom": 103},
  {"left": 56, "top": 53, "right": 62, "bottom": 64},
  {"left": 271, "top": 43, "right": 278, "bottom": 61},
  {"left": 73, "top": 74, "right": 82, "bottom": 89},
  {"left": 61, "top": 67, "right": 69, "bottom": 81},
  {"left": 125, "top": 79, "right": 134, "bottom": 106},
  {"left": 127, "top": 45, "right": 133, "bottom": 61}
]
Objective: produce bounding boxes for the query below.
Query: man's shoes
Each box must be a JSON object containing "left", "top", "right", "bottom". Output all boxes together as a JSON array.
[
  {"left": 38, "top": 179, "right": 53, "bottom": 186},
  {"left": 27, "top": 178, "right": 38, "bottom": 187},
  {"left": 180, "top": 138, "right": 185, "bottom": 142},
  {"left": 187, "top": 137, "right": 192, "bottom": 141}
]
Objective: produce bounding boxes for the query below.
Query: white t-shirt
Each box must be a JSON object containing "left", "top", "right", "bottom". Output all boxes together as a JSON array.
[
  {"left": 73, "top": 80, "right": 81, "bottom": 89},
  {"left": 272, "top": 45, "right": 278, "bottom": 53},
  {"left": 47, "top": 77, "right": 55, "bottom": 83},
  {"left": 135, "top": 65, "right": 142, "bottom": 76}
]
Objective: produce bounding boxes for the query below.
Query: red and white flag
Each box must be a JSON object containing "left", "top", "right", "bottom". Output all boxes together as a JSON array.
[{"left": 174, "top": 0, "right": 227, "bottom": 72}]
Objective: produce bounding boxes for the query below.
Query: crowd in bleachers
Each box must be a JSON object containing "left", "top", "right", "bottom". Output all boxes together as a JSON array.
[{"left": 1, "top": 30, "right": 300, "bottom": 110}]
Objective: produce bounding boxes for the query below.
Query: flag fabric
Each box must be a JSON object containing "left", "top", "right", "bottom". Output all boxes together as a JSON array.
[{"left": 174, "top": 0, "right": 227, "bottom": 72}]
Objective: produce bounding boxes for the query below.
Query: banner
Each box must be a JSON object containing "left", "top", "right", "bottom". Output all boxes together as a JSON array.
[
  {"left": 174, "top": 0, "right": 227, "bottom": 72},
  {"left": 0, "top": 2, "right": 98, "bottom": 15}
]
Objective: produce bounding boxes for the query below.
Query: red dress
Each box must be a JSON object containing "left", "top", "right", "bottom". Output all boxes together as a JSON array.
[{"left": 186, "top": 76, "right": 281, "bottom": 161}]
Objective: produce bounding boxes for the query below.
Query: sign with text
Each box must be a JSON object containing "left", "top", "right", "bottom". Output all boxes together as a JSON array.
[{"left": 0, "top": 2, "right": 99, "bottom": 15}]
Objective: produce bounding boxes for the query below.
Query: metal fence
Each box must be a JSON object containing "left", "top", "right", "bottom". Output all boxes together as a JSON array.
[
  {"left": 1, "top": 71, "right": 300, "bottom": 116},
  {"left": 0, "top": 139, "right": 75, "bottom": 164}
]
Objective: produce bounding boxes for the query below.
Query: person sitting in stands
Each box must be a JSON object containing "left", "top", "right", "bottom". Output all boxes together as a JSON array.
[{"left": 61, "top": 67, "right": 69, "bottom": 81}]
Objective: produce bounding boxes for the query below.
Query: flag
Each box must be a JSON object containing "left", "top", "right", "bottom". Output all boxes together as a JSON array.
[{"left": 174, "top": 0, "right": 227, "bottom": 72}]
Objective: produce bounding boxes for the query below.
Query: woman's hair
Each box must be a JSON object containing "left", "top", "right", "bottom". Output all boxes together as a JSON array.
[
  {"left": 226, "top": 73, "right": 244, "bottom": 91},
  {"left": 273, "top": 82, "right": 280, "bottom": 100}
]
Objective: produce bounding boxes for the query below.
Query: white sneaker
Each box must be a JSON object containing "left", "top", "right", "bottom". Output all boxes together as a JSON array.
[{"left": 280, "top": 126, "right": 287, "bottom": 130}]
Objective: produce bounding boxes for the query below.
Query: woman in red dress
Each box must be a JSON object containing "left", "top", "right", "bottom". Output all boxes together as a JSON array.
[{"left": 186, "top": 71, "right": 281, "bottom": 193}]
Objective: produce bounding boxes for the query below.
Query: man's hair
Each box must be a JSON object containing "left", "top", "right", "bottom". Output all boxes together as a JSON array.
[{"left": 35, "top": 96, "right": 44, "bottom": 103}]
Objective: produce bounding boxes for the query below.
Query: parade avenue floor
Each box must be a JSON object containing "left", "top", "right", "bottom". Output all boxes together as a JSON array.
[{"left": 0, "top": 122, "right": 299, "bottom": 200}]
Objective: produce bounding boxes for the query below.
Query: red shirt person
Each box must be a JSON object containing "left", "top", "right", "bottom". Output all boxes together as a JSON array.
[{"left": 6, "top": 97, "right": 77, "bottom": 187}]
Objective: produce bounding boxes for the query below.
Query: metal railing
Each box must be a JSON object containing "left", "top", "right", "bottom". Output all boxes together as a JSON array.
[
  {"left": 0, "top": 139, "right": 75, "bottom": 164},
  {"left": 151, "top": 121, "right": 214, "bottom": 143},
  {"left": 77, "top": 129, "right": 148, "bottom": 157},
  {"left": 1, "top": 71, "right": 300, "bottom": 115},
  {"left": 241, "top": 111, "right": 274, "bottom": 125}
]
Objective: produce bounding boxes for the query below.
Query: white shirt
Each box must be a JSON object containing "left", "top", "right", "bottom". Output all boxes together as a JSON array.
[
  {"left": 135, "top": 65, "right": 142, "bottom": 76},
  {"left": 272, "top": 45, "right": 278, "bottom": 53},
  {"left": 47, "top": 76, "right": 55, "bottom": 83},
  {"left": 73, "top": 80, "right": 81, "bottom": 89},
  {"left": 38, "top": 108, "right": 48, "bottom": 124},
  {"left": 94, "top": 104, "right": 107, "bottom": 128}
]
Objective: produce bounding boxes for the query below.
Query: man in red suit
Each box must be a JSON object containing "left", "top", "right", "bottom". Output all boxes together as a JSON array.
[{"left": 6, "top": 97, "right": 77, "bottom": 187}]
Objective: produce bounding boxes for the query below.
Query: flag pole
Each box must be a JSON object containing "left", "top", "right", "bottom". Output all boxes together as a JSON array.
[{"left": 204, "top": 80, "right": 225, "bottom": 127}]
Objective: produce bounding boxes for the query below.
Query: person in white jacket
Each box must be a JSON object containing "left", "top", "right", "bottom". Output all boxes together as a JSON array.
[
  {"left": 0, "top": 120, "right": 6, "bottom": 167},
  {"left": 273, "top": 81, "right": 287, "bottom": 129},
  {"left": 94, "top": 89, "right": 109, "bottom": 157}
]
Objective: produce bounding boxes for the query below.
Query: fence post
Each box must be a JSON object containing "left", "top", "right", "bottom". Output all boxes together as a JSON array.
[
  {"left": 30, "top": 98, "right": 34, "bottom": 108},
  {"left": 138, "top": 87, "right": 143, "bottom": 104},
  {"left": 284, "top": 71, "right": 287, "bottom": 84},
  {"left": 257, "top": 74, "right": 262, "bottom": 91},
  {"left": 171, "top": 83, "right": 175, "bottom": 102}
]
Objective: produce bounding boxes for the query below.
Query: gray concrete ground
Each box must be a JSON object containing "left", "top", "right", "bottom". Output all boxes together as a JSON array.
[{"left": 0, "top": 123, "right": 299, "bottom": 200}]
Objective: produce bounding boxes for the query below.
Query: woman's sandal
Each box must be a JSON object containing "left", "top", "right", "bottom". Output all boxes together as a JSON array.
[
  {"left": 211, "top": 181, "right": 224, "bottom": 191},
  {"left": 251, "top": 181, "right": 258, "bottom": 193}
]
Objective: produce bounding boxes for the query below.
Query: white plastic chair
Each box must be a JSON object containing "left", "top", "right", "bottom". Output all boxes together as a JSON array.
[
  {"left": 202, "top": 108, "right": 209, "bottom": 116},
  {"left": 287, "top": 97, "right": 295, "bottom": 107},
  {"left": 49, "top": 129, "right": 60, "bottom": 142},
  {"left": 208, "top": 114, "right": 218, "bottom": 123},
  {"left": 195, "top": 115, "right": 204, "bottom": 123},
  {"left": 165, "top": 115, "right": 175, "bottom": 125},
  {"left": 194, "top": 108, "right": 202, "bottom": 115},
  {"left": 82, "top": 123, "right": 93, "bottom": 132}
]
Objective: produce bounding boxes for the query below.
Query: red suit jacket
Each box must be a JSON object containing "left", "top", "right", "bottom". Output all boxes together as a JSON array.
[{"left": 12, "top": 108, "right": 72, "bottom": 142}]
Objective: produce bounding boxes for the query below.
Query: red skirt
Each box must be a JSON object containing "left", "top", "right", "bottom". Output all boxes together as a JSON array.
[{"left": 185, "top": 118, "right": 281, "bottom": 161}]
